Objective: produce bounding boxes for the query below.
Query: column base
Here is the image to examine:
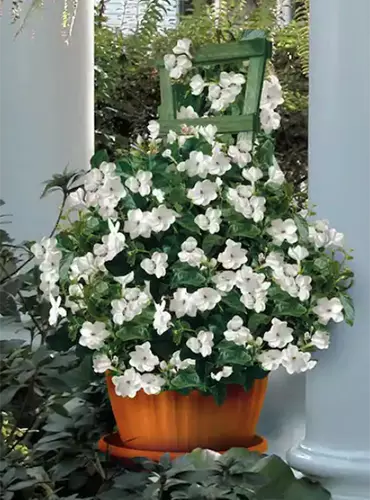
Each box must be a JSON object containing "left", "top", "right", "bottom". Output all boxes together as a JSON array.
[{"left": 287, "top": 442, "right": 370, "bottom": 500}]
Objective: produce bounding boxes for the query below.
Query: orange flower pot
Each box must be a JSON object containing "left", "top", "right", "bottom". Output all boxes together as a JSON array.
[{"left": 106, "top": 375, "right": 268, "bottom": 454}]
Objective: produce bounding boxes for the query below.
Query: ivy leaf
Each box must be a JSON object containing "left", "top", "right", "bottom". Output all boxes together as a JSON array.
[
  {"left": 177, "top": 214, "right": 201, "bottom": 235},
  {"left": 217, "top": 340, "right": 252, "bottom": 366},
  {"left": 248, "top": 313, "right": 270, "bottom": 332},
  {"left": 202, "top": 234, "right": 225, "bottom": 255},
  {"left": 222, "top": 291, "right": 246, "bottom": 314},
  {"left": 171, "top": 263, "right": 207, "bottom": 288},
  {"left": 339, "top": 292, "right": 355, "bottom": 326},
  {"left": 170, "top": 369, "right": 201, "bottom": 390}
]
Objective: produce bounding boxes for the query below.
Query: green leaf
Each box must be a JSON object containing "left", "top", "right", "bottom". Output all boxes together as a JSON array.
[
  {"left": 104, "top": 251, "right": 131, "bottom": 277},
  {"left": 171, "top": 263, "right": 207, "bottom": 288},
  {"left": 170, "top": 369, "right": 201, "bottom": 391},
  {"left": 222, "top": 291, "right": 246, "bottom": 314},
  {"left": 202, "top": 234, "right": 225, "bottom": 255},
  {"left": 339, "top": 292, "right": 355, "bottom": 326},
  {"left": 217, "top": 340, "right": 252, "bottom": 366},
  {"left": 177, "top": 214, "right": 201, "bottom": 235},
  {"left": 8, "top": 480, "right": 39, "bottom": 492},
  {"left": 59, "top": 252, "right": 75, "bottom": 282},
  {"left": 247, "top": 313, "right": 270, "bottom": 332},
  {"left": 293, "top": 214, "right": 309, "bottom": 242},
  {"left": 116, "top": 323, "right": 151, "bottom": 342},
  {"left": 209, "top": 384, "right": 227, "bottom": 406},
  {"left": 273, "top": 300, "right": 307, "bottom": 317},
  {"left": 229, "top": 220, "right": 260, "bottom": 239},
  {"left": 0, "top": 385, "right": 21, "bottom": 410},
  {"left": 90, "top": 149, "right": 109, "bottom": 169}
]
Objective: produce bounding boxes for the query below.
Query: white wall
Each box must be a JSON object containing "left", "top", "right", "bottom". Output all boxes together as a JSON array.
[{"left": 0, "top": 0, "right": 94, "bottom": 244}]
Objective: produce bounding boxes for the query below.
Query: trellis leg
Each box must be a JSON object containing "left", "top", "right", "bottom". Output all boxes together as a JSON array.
[{"left": 287, "top": 1, "right": 370, "bottom": 498}]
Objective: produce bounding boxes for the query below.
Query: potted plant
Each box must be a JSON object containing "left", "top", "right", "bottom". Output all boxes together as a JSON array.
[{"left": 31, "top": 38, "right": 354, "bottom": 459}]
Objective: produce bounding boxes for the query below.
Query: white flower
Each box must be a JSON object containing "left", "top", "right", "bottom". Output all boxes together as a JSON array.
[
  {"left": 170, "top": 55, "right": 192, "bottom": 79},
  {"left": 194, "top": 208, "right": 222, "bottom": 234},
  {"left": 296, "top": 275, "right": 312, "bottom": 301},
  {"left": 98, "top": 176, "right": 127, "bottom": 203},
  {"left": 173, "top": 38, "right": 192, "bottom": 58},
  {"left": 281, "top": 344, "right": 317, "bottom": 375},
  {"left": 260, "top": 107, "right": 281, "bottom": 133},
  {"left": 93, "top": 353, "right": 113, "bottom": 373},
  {"left": 177, "top": 106, "right": 199, "bottom": 119},
  {"left": 48, "top": 295, "right": 66, "bottom": 326},
  {"left": 111, "top": 299, "right": 128, "bottom": 325},
  {"left": 70, "top": 252, "right": 98, "bottom": 282},
  {"left": 114, "top": 272, "right": 134, "bottom": 288},
  {"left": 141, "top": 252, "right": 168, "bottom": 278},
  {"left": 227, "top": 185, "right": 254, "bottom": 218},
  {"left": 224, "top": 316, "right": 252, "bottom": 346},
  {"left": 178, "top": 237, "right": 205, "bottom": 268},
  {"left": 129, "top": 342, "right": 159, "bottom": 373},
  {"left": 309, "top": 220, "right": 344, "bottom": 249},
  {"left": 67, "top": 187, "right": 86, "bottom": 209},
  {"left": 94, "top": 220, "right": 126, "bottom": 267},
  {"left": 288, "top": 245, "right": 309, "bottom": 263},
  {"left": 124, "top": 209, "right": 152, "bottom": 239},
  {"left": 313, "top": 297, "right": 344, "bottom": 325},
  {"left": 152, "top": 188, "right": 165, "bottom": 203},
  {"left": 220, "top": 71, "right": 245, "bottom": 88},
  {"left": 263, "top": 251, "right": 284, "bottom": 271},
  {"left": 311, "top": 330, "right": 330, "bottom": 350},
  {"left": 112, "top": 369, "right": 142, "bottom": 398},
  {"left": 190, "top": 74, "right": 206, "bottom": 95},
  {"left": 153, "top": 300, "right": 172, "bottom": 335},
  {"left": 170, "top": 288, "right": 197, "bottom": 318},
  {"left": 178, "top": 151, "right": 211, "bottom": 178},
  {"left": 123, "top": 288, "right": 150, "bottom": 321},
  {"left": 164, "top": 53, "right": 176, "bottom": 72},
  {"left": 208, "top": 150, "right": 231, "bottom": 176},
  {"left": 199, "top": 124, "right": 218, "bottom": 144},
  {"left": 260, "top": 75, "right": 284, "bottom": 110},
  {"left": 148, "top": 120, "right": 160, "bottom": 139},
  {"left": 235, "top": 266, "right": 267, "bottom": 294},
  {"left": 186, "top": 330, "right": 214, "bottom": 357},
  {"left": 194, "top": 288, "right": 221, "bottom": 312},
  {"left": 267, "top": 218, "right": 298, "bottom": 245},
  {"left": 187, "top": 180, "right": 218, "bottom": 206},
  {"left": 79, "top": 321, "right": 110, "bottom": 350},
  {"left": 242, "top": 167, "right": 263, "bottom": 186},
  {"left": 149, "top": 205, "right": 178, "bottom": 232},
  {"left": 250, "top": 196, "right": 266, "bottom": 223},
  {"left": 263, "top": 318, "right": 294, "bottom": 348},
  {"left": 141, "top": 373, "right": 165, "bottom": 395},
  {"left": 167, "top": 130, "right": 177, "bottom": 144},
  {"left": 84, "top": 169, "right": 103, "bottom": 192},
  {"left": 218, "top": 239, "right": 248, "bottom": 270},
  {"left": 125, "top": 170, "right": 153, "bottom": 197},
  {"left": 212, "top": 271, "right": 236, "bottom": 292},
  {"left": 258, "top": 350, "right": 283, "bottom": 371},
  {"left": 267, "top": 163, "right": 285, "bottom": 186},
  {"left": 228, "top": 135, "right": 252, "bottom": 167},
  {"left": 211, "top": 366, "right": 233, "bottom": 381},
  {"left": 166, "top": 350, "right": 196, "bottom": 372}
]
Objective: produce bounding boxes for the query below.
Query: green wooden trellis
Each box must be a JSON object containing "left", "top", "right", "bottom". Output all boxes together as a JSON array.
[{"left": 157, "top": 33, "right": 272, "bottom": 135}]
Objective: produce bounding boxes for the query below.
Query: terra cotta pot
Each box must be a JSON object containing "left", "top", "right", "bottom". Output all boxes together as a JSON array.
[{"left": 106, "top": 375, "right": 268, "bottom": 453}]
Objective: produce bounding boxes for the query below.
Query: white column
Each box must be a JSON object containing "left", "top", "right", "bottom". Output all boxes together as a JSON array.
[
  {"left": 287, "top": 1, "right": 370, "bottom": 499},
  {"left": 0, "top": 0, "right": 94, "bottom": 243}
]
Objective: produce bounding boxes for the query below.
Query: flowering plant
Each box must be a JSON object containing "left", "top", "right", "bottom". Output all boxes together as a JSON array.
[{"left": 32, "top": 39, "right": 354, "bottom": 404}]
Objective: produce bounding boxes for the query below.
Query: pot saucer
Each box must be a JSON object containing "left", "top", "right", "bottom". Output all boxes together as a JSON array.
[{"left": 98, "top": 432, "right": 268, "bottom": 461}]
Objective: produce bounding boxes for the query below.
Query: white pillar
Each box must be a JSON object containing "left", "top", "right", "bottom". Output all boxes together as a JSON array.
[
  {"left": 287, "top": 1, "right": 370, "bottom": 499},
  {"left": 0, "top": 0, "right": 94, "bottom": 243}
]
